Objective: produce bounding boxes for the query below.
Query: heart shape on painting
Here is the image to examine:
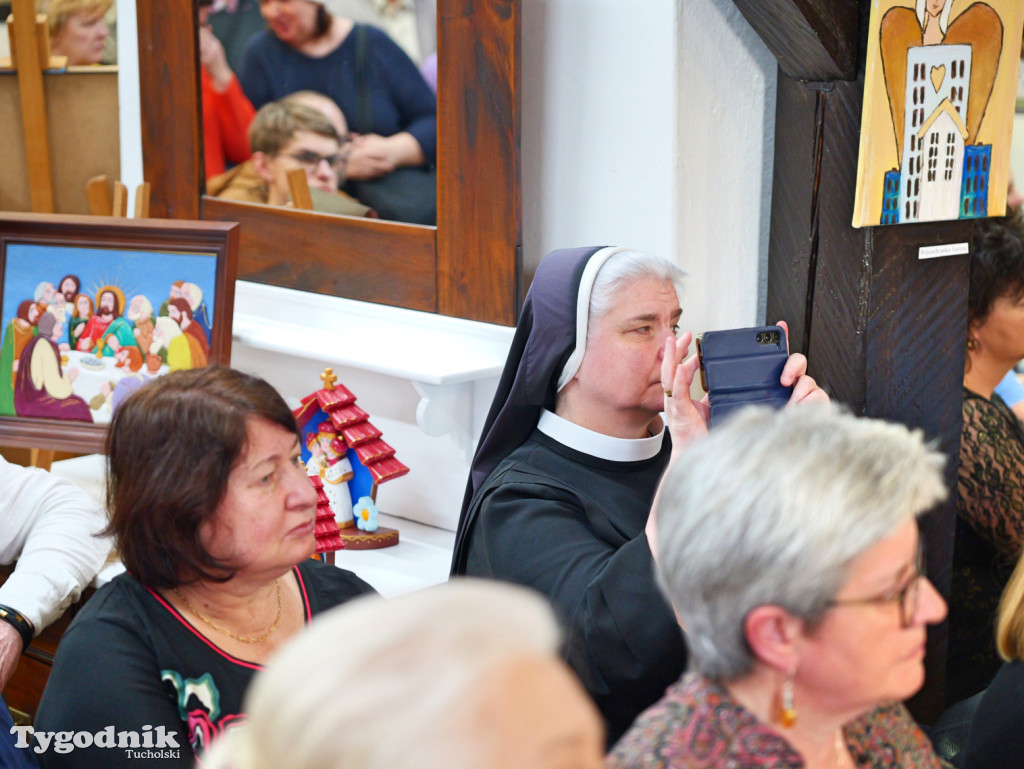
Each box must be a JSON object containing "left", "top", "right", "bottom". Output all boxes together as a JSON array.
[{"left": 930, "top": 65, "right": 946, "bottom": 93}]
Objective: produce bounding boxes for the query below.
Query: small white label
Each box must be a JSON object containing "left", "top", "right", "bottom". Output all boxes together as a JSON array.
[{"left": 918, "top": 242, "right": 970, "bottom": 260}]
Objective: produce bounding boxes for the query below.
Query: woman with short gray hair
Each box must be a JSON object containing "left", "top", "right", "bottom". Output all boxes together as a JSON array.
[
  {"left": 610, "top": 406, "right": 948, "bottom": 769},
  {"left": 452, "top": 246, "right": 826, "bottom": 747}
]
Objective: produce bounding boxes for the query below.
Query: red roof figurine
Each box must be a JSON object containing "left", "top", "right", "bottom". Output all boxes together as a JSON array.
[{"left": 294, "top": 368, "right": 410, "bottom": 556}]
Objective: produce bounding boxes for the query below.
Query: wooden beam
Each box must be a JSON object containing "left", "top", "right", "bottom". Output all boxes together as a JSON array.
[
  {"left": 731, "top": 0, "right": 859, "bottom": 81},
  {"left": 764, "top": 66, "right": 969, "bottom": 723},
  {"left": 10, "top": 0, "right": 53, "bottom": 212},
  {"left": 436, "top": 0, "right": 522, "bottom": 322},
  {"left": 136, "top": 0, "right": 201, "bottom": 219}
]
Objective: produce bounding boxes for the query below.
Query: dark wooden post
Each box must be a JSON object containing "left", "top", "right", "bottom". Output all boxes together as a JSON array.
[{"left": 733, "top": 0, "right": 971, "bottom": 721}]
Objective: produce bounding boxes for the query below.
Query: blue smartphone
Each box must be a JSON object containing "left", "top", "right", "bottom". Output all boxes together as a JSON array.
[{"left": 696, "top": 325, "right": 792, "bottom": 427}]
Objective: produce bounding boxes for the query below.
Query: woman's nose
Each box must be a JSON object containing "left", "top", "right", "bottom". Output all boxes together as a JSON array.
[{"left": 916, "top": 577, "right": 948, "bottom": 626}]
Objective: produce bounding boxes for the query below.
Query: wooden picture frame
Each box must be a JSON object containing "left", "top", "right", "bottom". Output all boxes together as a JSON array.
[
  {"left": 0, "top": 212, "right": 238, "bottom": 453},
  {"left": 137, "top": 0, "right": 522, "bottom": 326}
]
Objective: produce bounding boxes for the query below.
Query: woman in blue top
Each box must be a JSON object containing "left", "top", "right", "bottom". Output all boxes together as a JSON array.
[{"left": 239, "top": 0, "right": 436, "bottom": 223}]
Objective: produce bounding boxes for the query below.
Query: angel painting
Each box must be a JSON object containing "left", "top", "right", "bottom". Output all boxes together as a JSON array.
[{"left": 853, "top": 0, "right": 1024, "bottom": 226}]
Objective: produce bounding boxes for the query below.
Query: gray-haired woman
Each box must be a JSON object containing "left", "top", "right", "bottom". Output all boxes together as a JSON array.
[{"left": 610, "top": 406, "right": 948, "bottom": 769}]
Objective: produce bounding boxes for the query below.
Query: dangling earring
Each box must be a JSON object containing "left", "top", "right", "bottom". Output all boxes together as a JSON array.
[
  {"left": 778, "top": 668, "right": 797, "bottom": 728},
  {"left": 966, "top": 337, "right": 980, "bottom": 353}
]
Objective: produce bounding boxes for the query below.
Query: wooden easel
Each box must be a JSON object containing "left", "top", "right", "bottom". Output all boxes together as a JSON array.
[{"left": 6, "top": 0, "right": 59, "bottom": 212}]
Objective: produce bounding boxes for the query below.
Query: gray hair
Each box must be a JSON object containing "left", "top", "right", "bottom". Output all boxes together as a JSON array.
[
  {"left": 202, "top": 580, "right": 561, "bottom": 769},
  {"left": 588, "top": 249, "right": 686, "bottom": 336},
  {"left": 557, "top": 249, "right": 686, "bottom": 391},
  {"left": 655, "top": 405, "right": 946, "bottom": 681}
]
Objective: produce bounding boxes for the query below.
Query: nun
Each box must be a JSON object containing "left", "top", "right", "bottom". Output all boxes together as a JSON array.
[{"left": 450, "top": 246, "right": 826, "bottom": 746}]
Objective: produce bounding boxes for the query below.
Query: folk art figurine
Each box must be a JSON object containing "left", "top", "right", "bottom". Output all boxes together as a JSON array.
[{"left": 293, "top": 368, "right": 410, "bottom": 555}]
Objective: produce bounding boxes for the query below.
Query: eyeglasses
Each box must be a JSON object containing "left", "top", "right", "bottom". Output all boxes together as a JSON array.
[
  {"left": 827, "top": 542, "right": 926, "bottom": 629},
  {"left": 282, "top": 149, "right": 348, "bottom": 173}
]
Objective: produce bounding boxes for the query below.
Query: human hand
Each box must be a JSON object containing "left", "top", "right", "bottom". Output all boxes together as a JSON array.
[
  {"left": 777, "top": 320, "right": 829, "bottom": 405},
  {"left": 661, "top": 332, "right": 709, "bottom": 457},
  {"left": 199, "top": 26, "right": 233, "bottom": 92},
  {"left": 345, "top": 134, "right": 397, "bottom": 180},
  {"left": 0, "top": 621, "right": 23, "bottom": 691}
]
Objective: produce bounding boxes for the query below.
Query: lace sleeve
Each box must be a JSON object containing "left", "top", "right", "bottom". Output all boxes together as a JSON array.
[{"left": 958, "top": 392, "right": 1024, "bottom": 558}]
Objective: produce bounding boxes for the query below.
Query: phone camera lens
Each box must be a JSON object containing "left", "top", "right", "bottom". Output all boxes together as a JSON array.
[{"left": 756, "top": 333, "right": 764, "bottom": 343}]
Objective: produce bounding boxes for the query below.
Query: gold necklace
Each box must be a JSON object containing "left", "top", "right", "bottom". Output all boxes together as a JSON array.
[{"left": 173, "top": 579, "right": 283, "bottom": 644}]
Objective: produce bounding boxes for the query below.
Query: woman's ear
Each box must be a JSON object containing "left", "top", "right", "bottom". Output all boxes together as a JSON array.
[{"left": 743, "top": 605, "right": 802, "bottom": 672}]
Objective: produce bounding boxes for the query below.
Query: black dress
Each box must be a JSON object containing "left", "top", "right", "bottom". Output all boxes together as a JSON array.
[
  {"left": 948, "top": 387, "right": 1024, "bottom": 702},
  {"left": 34, "top": 560, "right": 374, "bottom": 768},
  {"left": 459, "top": 427, "right": 685, "bottom": 747},
  {"left": 964, "top": 659, "right": 1024, "bottom": 769}
]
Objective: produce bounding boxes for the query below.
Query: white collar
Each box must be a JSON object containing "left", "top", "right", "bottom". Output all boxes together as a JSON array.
[{"left": 537, "top": 410, "right": 664, "bottom": 462}]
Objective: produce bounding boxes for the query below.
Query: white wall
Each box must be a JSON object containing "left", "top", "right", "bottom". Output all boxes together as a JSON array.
[{"left": 523, "top": 0, "right": 776, "bottom": 337}]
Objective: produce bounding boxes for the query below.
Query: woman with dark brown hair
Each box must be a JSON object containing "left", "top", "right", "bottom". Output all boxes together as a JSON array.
[
  {"left": 34, "top": 367, "right": 374, "bottom": 769},
  {"left": 949, "top": 212, "right": 1024, "bottom": 703}
]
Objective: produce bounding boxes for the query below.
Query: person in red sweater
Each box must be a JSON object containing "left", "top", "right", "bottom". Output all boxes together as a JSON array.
[{"left": 200, "top": 0, "right": 256, "bottom": 180}]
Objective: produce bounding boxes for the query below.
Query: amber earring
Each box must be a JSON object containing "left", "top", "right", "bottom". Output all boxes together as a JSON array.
[
  {"left": 778, "top": 669, "right": 797, "bottom": 728},
  {"left": 966, "top": 337, "right": 980, "bottom": 352}
]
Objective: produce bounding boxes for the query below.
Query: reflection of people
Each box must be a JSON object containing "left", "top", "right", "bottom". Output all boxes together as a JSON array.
[
  {"left": 199, "top": 0, "right": 257, "bottom": 180},
  {"left": 451, "top": 247, "right": 826, "bottom": 746},
  {"left": 210, "top": 100, "right": 372, "bottom": 217},
  {"left": 951, "top": 213, "right": 1024, "bottom": 702},
  {"left": 13, "top": 315, "right": 91, "bottom": 422},
  {"left": 39, "top": 0, "right": 112, "bottom": 66},
  {"left": 0, "top": 456, "right": 109, "bottom": 768},
  {"left": 203, "top": 581, "right": 604, "bottom": 769},
  {"left": 322, "top": 0, "right": 436, "bottom": 65},
  {"left": 239, "top": 0, "right": 437, "bottom": 223},
  {"left": 609, "top": 407, "right": 948, "bottom": 769},
  {"left": 35, "top": 367, "right": 375, "bottom": 767}
]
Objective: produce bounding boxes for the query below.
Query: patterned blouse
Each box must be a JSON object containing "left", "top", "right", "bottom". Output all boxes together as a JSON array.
[
  {"left": 607, "top": 674, "right": 947, "bottom": 769},
  {"left": 948, "top": 387, "right": 1024, "bottom": 702}
]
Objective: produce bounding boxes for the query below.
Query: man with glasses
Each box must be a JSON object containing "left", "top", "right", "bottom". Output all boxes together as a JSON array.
[{"left": 209, "top": 98, "right": 374, "bottom": 217}]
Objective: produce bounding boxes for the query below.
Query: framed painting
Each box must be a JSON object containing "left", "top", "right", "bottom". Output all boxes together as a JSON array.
[
  {"left": 853, "top": 0, "right": 1024, "bottom": 227},
  {"left": 0, "top": 213, "right": 239, "bottom": 453}
]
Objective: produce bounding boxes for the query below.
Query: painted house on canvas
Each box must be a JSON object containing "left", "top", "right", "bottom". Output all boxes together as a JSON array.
[{"left": 853, "top": 0, "right": 1023, "bottom": 227}]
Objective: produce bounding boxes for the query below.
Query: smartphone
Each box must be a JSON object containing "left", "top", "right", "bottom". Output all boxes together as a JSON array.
[{"left": 696, "top": 325, "right": 792, "bottom": 427}]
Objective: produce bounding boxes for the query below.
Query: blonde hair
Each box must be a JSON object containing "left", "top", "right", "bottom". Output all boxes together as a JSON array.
[
  {"left": 248, "top": 101, "right": 339, "bottom": 156},
  {"left": 38, "top": 0, "right": 112, "bottom": 36},
  {"left": 996, "top": 554, "right": 1024, "bottom": 661},
  {"left": 202, "top": 580, "right": 561, "bottom": 769}
]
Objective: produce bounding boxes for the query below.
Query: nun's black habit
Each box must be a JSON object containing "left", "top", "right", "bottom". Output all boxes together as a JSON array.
[{"left": 450, "top": 246, "right": 686, "bottom": 747}]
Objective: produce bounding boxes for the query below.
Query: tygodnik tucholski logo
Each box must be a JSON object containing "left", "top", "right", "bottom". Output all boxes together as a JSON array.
[{"left": 10, "top": 724, "right": 181, "bottom": 758}]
